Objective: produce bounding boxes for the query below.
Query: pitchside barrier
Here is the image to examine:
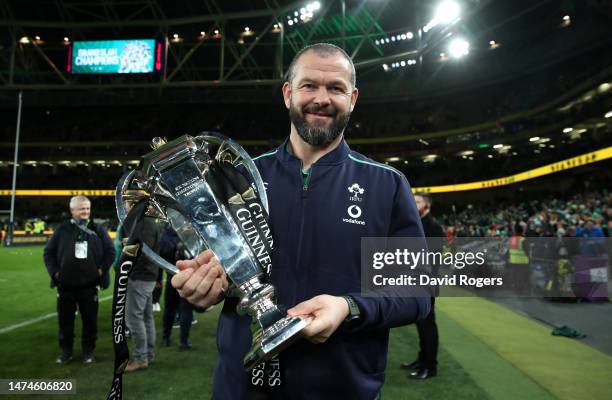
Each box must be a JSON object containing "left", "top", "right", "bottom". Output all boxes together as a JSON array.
[
  {"left": 1, "top": 230, "right": 117, "bottom": 247},
  {"left": 0, "top": 146, "right": 611, "bottom": 198}
]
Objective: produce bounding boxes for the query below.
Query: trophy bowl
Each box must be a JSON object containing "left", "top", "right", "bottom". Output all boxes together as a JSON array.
[{"left": 115, "top": 132, "right": 310, "bottom": 370}]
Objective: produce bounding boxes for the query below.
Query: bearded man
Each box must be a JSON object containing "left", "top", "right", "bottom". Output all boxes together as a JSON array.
[{"left": 172, "top": 43, "right": 430, "bottom": 400}]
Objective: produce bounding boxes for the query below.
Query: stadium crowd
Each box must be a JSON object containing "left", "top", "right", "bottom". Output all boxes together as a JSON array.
[{"left": 441, "top": 190, "right": 612, "bottom": 239}]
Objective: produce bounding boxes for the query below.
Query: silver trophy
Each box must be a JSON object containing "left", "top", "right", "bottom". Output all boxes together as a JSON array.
[{"left": 115, "top": 133, "right": 310, "bottom": 370}]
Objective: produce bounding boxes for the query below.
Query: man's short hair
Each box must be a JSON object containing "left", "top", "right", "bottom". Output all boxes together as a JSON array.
[
  {"left": 414, "top": 192, "right": 432, "bottom": 206},
  {"left": 70, "top": 195, "right": 90, "bottom": 209},
  {"left": 284, "top": 43, "right": 356, "bottom": 88}
]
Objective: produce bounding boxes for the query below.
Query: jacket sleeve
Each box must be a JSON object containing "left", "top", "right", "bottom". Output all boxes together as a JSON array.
[
  {"left": 348, "top": 174, "right": 431, "bottom": 331},
  {"left": 98, "top": 225, "right": 116, "bottom": 271},
  {"left": 43, "top": 228, "right": 61, "bottom": 287}
]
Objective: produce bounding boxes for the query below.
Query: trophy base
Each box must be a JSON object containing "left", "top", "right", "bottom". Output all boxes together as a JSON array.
[{"left": 243, "top": 316, "right": 311, "bottom": 370}]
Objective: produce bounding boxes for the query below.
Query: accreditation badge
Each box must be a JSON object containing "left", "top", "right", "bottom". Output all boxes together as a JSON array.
[{"left": 75, "top": 241, "right": 88, "bottom": 259}]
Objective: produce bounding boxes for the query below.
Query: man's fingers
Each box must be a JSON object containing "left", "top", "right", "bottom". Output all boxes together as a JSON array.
[
  {"left": 301, "top": 316, "right": 334, "bottom": 344},
  {"left": 172, "top": 249, "right": 226, "bottom": 309},
  {"left": 182, "top": 263, "right": 220, "bottom": 302},
  {"left": 186, "top": 275, "right": 223, "bottom": 307},
  {"left": 176, "top": 259, "right": 198, "bottom": 271},
  {"left": 194, "top": 249, "right": 216, "bottom": 266},
  {"left": 171, "top": 268, "right": 194, "bottom": 291},
  {"left": 218, "top": 269, "right": 229, "bottom": 291},
  {"left": 300, "top": 317, "right": 327, "bottom": 338},
  {"left": 176, "top": 249, "right": 216, "bottom": 271},
  {"left": 181, "top": 263, "right": 219, "bottom": 298},
  {"left": 201, "top": 277, "right": 224, "bottom": 307},
  {"left": 287, "top": 297, "right": 321, "bottom": 317},
  {"left": 196, "top": 265, "right": 221, "bottom": 294},
  {"left": 289, "top": 295, "right": 347, "bottom": 344}
]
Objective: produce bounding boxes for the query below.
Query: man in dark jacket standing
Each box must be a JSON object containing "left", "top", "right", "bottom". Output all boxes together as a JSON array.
[
  {"left": 44, "top": 195, "right": 115, "bottom": 364},
  {"left": 402, "top": 192, "right": 444, "bottom": 379}
]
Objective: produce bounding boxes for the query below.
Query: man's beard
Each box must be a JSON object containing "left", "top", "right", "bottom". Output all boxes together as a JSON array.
[{"left": 289, "top": 101, "right": 351, "bottom": 147}]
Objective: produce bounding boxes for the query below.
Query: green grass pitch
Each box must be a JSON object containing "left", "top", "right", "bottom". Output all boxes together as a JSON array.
[{"left": 1, "top": 246, "right": 610, "bottom": 399}]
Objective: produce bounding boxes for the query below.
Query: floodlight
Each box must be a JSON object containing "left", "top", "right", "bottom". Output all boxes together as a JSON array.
[
  {"left": 434, "top": 1, "right": 461, "bottom": 24},
  {"left": 448, "top": 38, "right": 469, "bottom": 58}
]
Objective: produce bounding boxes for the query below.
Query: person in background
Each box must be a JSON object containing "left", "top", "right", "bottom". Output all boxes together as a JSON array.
[
  {"left": 508, "top": 225, "right": 530, "bottom": 293},
  {"left": 33, "top": 218, "right": 46, "bottom": 234},
  {"left": 152, "top": 269, "right": 163, "bottom": 312},
  {"left": 402, "top": 192, "right": 444, "bottom": 380},
  {"left": 124, "top": 216, "right": 162, "bottom": 372},
  {"left": 24, "top": 219, "right": 34, "bottom": 235},
  {"left": 43, "top": 195, "right": 114, "bottom": 364},
  {"left": 160, "top": 227, "right": 196, "bottom": 351}
]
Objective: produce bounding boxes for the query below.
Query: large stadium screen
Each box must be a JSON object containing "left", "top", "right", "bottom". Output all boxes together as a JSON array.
[{"left": 67, "top": 39, "right": 164, "bottom": 74}]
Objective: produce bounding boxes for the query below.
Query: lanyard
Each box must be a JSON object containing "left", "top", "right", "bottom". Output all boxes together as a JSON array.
[{"left": 106, "top": 200, "right": 147, "bottom": 400}]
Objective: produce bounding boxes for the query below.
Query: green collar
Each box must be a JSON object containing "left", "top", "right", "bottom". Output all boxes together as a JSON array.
[
  {"left": 288, "top": 142, "right": 312, "bottom": 185},
  {"left": 302, "top": 168, "right": 311, "bottom": 185}
]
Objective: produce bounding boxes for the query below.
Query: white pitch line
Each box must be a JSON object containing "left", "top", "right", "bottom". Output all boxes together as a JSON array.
[{"left": 0, "top": 295, "right": 114, "bottom": 335}]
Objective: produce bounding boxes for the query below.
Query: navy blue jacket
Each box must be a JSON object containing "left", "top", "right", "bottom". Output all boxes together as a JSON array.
[{"left": 213, "top": 138, "right": 429, "bottom": 400}]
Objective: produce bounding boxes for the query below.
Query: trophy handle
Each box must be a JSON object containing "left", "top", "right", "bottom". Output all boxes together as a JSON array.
[
  {"left": 194, "top": 131, "right": 269, "bottom": 213},
  {"left": 115, "top": 169, "right": 136, "bottom": 223},
  {"left": 115, "top": 169, "right": 179, "bottom": 274}
]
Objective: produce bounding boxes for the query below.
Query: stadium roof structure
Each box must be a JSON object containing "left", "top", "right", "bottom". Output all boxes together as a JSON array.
[{"left": 0, "top": 0, "right": 611, "bottom": 103}]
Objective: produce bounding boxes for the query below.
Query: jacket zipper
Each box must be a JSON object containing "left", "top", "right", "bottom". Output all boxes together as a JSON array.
[{"left": 294, "top": 165, "right": 312, "bottom": 283}]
